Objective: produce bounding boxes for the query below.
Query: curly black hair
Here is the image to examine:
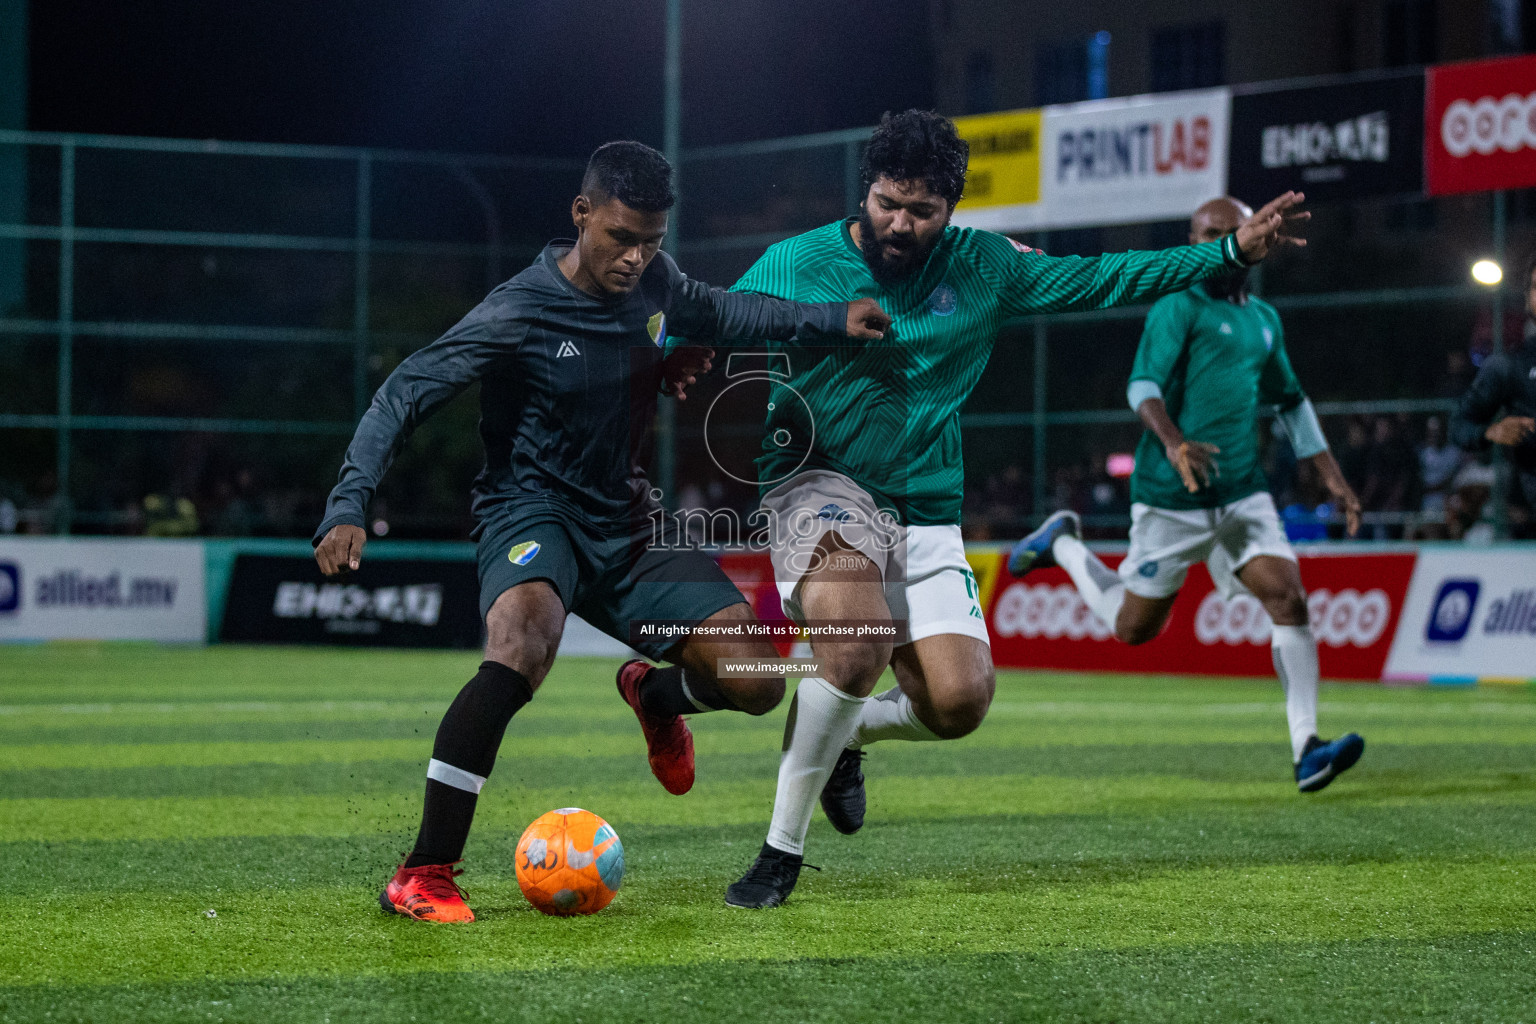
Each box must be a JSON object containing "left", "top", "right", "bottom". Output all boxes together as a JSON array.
[
  {"left": 859, "top": 110, "right": 969, "bottom": 207},
  {"left": 581, "top": 140, "right": 676, "bottom": 212}
]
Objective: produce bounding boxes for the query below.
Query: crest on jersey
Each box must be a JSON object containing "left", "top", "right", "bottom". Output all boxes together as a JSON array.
[
  {"left": 928, "top": 283, "right": 958, "bottom": 317},
  {"left": 1218, "top": 322, "right": 1233, "bottom": 335},
  {"left": 556, "top": 340, "right": 581, "bottom": 358},
  {"left": 508, "top": 541, "right": 541, "bottom": 566},
  {"left": 1262, "top": 326, "right": 1275, "bottom": 351},
  {"left": 647, "top": 311, "right": 667, "bottom": 347}
]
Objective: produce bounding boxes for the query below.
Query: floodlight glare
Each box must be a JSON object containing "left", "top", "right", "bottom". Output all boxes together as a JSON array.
[{"left": 1471, "top": 259, "right": 1503, "bottom": 286}]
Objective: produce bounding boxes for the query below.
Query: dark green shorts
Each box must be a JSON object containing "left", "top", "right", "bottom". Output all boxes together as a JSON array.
[{"left": 475, "top": 504, "right": 746, "bottom": 661}]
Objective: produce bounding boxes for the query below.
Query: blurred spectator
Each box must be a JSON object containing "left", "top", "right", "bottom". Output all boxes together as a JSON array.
[
  {"left": 143, "top": 494, "right": 199, "bottom": 537},
  {"left": 210, "top": 470, "right": 259, "bottom": 537},
  {"left": 1335, "top": 418, "right": 1370, "bottom": 499},
  {"left": 1413, "top": 416, "right": 1462, "bottom": 539},
  {"left": 0, "top": 495, "right": 15, "bottom": 534},
  {"left": 1435, "top": 349, "right": 1475, "bottom": 400},
  {"left": 1446, "top": 458, "right": 1497, "bottom": 542},
  {"left": 1360, "top": 417, "right": 1416, "bottom": 530}
]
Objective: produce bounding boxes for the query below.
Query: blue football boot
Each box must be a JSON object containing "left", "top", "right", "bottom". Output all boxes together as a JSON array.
[
  {"left": 1007, "top": 510, "right": 1082, "bottom": 577},
  {"left": 1295, "top": 733, "right": 1365, "bottom": 793}
]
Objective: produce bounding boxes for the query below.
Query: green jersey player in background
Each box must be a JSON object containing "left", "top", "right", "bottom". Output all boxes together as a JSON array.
[
  {"left": 676, "top": 111, "right": 1310, "bottom": 909},
  {"left": 1009, "top": 196, "right": 1365, "bottom": 797}
]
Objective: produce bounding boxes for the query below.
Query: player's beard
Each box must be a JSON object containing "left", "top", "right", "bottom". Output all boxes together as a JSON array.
[{"left": 856, "top": 207, "right": 940, "bottom": 286}]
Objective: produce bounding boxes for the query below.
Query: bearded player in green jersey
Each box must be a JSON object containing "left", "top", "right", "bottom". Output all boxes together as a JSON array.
[
  {"left": 1009, "top": 196, "right": 1365, "bottom": 799},
  {"left": 674, "top": 111, "right": 1309, "bottom": 909}
]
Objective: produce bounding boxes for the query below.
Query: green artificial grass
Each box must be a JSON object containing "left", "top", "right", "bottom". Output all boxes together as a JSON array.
[{"left": 0, "top": 645, "right": 1532, "bottom": 1022}]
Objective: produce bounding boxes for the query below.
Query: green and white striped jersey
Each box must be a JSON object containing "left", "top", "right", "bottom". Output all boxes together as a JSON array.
[{"left": 725, "top": 218, "right": 1243, "bottom": 525}]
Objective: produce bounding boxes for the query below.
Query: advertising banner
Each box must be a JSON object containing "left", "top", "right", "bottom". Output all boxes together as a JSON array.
[
  {"left": 0, "top": 537, "right": 206, "bottom": 642},
  {"left": 1037, "top": 87, "right": 1230, "bottom": 230},
  {"left": 985, "top": 550, "right": 1416, "bottom": 681},
  {"left": 1426, "top": 54, "right": 1536, "bottom": 196},
  {"left": 1383, "top": 548, "right": 1536, "bottom": 682},
  {"left": 220, "top": 554, "right": 482, "bottom": 648},
  {"left": 951, "top": 107, "right": 1045, "bottom": 232},
  {"left": 951, "top": 88, "right": 1230, "bottom": 233},
  {"left": 1229, "top": 71, "right": 1425, "bottom": 203}
]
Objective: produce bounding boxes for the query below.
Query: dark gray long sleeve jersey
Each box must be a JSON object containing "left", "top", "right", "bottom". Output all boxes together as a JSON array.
[
  {"left": 1451, "top": 331, "right": 1536, "bottom": 476},
  {"left": 314, "top": 243, "right": 848, "bottom": 541}
]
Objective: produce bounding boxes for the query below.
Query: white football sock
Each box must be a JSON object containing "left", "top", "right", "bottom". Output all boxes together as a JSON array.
[
  {"left": 1271, "top": 624, "right": 1319, "bottom": 761},
  {"left": 1052, "top": 534, "right": 1127, "bottom": 629},
  {"left": 765, "top": 677, "right": 868, "bottom": 856},
  {"left": 851, "top": 686, "right": 939, "bottom": 747}
]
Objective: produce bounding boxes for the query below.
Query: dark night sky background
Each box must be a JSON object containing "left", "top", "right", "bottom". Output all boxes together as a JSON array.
[{"left": 28, "top": 0, "right": 934, "bottom": 154}]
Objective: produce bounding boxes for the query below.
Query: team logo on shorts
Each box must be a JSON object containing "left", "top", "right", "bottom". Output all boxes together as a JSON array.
[
  {"left": 647, "top": 311, "right": 667, "bottom": 347},
  {"left": 508, "top": 541, "right": 541, "bottom": 566},
  {"left": 1138, "top": 561, "right": 1159, "bottom": 578},
  {"left": 927, "top": 283, "right": 958, "bottom": 317},
  {"left": 816, "top": 503, "right": 853, "bottom": 522}
]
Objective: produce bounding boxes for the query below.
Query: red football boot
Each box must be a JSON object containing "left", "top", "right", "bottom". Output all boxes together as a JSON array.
[
  {"left": 379, "top": 862, "right": 475, "bottom": 923},
  {"left": 616, "top": 659, "right": 696, "bottom": 795}
]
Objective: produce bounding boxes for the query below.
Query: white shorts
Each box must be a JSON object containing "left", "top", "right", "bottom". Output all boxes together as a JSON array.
[
  {"left": 758, "top": 470, "right": 990, "bottom": 645},
  {"left": 1120, "top": 491, "right": 1296, "bottom": 601}
]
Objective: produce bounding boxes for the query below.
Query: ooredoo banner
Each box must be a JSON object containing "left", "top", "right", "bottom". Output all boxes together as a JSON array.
[
  {"left": 1426, "top": 54, "right": 1536, "bottom": 196},
  {"left": 1384, "top": 548, "right": 1536, "bottom": 682},
  {"left": 1229, "top": 71, "right": 1425, "bottom": 204},
  {"left": 985, "top": 549, "right": 1416, "bottom": 681},
  {"left": 0, "top": 537, "right": 206, "bottom": 642}
]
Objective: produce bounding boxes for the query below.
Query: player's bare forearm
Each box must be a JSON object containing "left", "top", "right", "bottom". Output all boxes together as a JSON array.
[
  {"left": 1136, "top": 397, "right": 1185, "bottom": 450},
  {"left": 1307, "top": 449, "right": 1362, "bottom": 537}
]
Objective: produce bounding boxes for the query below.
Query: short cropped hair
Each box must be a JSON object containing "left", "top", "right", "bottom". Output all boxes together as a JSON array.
[
  {"left": 860, "top": 110, "right": 969, "bottom": 208},
  {"left": 581, "top": 141, "right": 676, "bottom": 212}
]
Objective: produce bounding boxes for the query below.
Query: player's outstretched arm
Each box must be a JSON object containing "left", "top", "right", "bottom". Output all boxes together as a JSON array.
[
  {"left": 996, "top": 192, "right": 1308, "bottom": 318},
  {"left": 662, "top": 256, "right": 887, "bottom": 346},
  {"left": 1234, "top": 191, "right": 1310, "bottom": 264},
  {"left": 312, "top": 305, "right": 523, "bottom": 573}
]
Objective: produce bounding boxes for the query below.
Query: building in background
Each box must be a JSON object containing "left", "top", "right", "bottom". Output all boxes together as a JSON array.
[{"left": 931, "top": 0, "right": 1520, "bottom": 115}]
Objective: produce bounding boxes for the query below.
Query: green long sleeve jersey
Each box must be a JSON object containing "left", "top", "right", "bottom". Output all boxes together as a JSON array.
[
  {"left": 727, "top": 218, "right": 1245, "bottom": 525},
  {"left": 1129, "top": 285, "right": 1305, "bottom": 511}
]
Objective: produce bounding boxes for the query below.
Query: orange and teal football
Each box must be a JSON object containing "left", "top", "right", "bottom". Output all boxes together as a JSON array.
[{"left": 514, "top": 808, "right": 624, "bottom": 916}]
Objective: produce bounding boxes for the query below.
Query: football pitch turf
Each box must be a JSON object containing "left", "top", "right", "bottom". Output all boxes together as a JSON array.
[{"left": 1, "top": 645, "right": 1533, "bottom": 1023}]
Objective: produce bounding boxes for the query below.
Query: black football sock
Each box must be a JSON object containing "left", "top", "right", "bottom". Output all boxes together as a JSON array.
[
  {"left": 638, "top": 665, "right": 732, "bottom": 718},
  {"left": 405, "top": 661, "right": 534, "bottom": 867}
]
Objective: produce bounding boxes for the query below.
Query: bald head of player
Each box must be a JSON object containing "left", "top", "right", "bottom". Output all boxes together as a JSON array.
[
  {"left": 1191, "top": 196, "right": 1254, "bottom": 298},
  {"left": 560, "top": 141, "right": 675, "bottom": 298}
]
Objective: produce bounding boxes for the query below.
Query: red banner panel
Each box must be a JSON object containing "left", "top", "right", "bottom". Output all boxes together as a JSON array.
[
  {"left": 985, "top": 551, "right": 1417, "bottom": 681},
  {"left": 1426, "top": 54, "right": 1536, "bottom": 196}
]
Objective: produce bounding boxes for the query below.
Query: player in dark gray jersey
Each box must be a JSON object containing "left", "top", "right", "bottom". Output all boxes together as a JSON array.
[{"left": 312, "top": 141, "right": 890, "bottom": 923}]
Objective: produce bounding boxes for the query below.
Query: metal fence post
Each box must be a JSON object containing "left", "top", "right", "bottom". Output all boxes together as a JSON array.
[
  {"left": 54, "top": 140, "right": 75, "bottom": 533},
  {"left": 352, "top": 153, "right": 373, "bottom": 423},
  {"left": 1490, "top": 189, "right": 1511, "bottom": 540},
  {"left": 654, "top": 0, "right": 683, "bottom": 508},
  {"left": 1031, "top": 319, "right": 1048, "bottom": 521},
  {"left": 844, "top": 140, "right": 861, "bottom": 216}
]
